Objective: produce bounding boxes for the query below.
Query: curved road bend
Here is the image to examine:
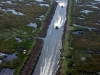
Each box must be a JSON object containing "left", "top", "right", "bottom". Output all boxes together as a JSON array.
[{"left": 33, "top": 0, "right": 68, "bottom": 75}]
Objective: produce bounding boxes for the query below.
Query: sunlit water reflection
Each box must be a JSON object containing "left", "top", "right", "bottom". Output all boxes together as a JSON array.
[{"left": 33, "top": 0, "right": 68, "bottom": 75}]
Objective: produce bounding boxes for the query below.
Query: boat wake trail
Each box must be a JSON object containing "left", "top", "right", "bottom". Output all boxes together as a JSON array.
[
  {"left": 54, "top": 0, "right": 67, "bottom": 28},
  {"left": 33, "top": 0, "right": 68, "bottom": 75}
]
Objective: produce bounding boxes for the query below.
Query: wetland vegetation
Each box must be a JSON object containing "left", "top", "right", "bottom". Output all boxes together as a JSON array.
[
  {"left": 58, "top": 0, "right": 100, "bottom": 75},
  {"left": 1, "top": 0, "right": 100, "bottom": 75},
  {"left": 0, "top": 0, "right": 52, "bottom": 74}
]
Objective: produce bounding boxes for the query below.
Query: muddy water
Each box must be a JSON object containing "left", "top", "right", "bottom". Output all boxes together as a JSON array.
[{"left": 32, "top": 0, "right": 68, "bottom": 75}]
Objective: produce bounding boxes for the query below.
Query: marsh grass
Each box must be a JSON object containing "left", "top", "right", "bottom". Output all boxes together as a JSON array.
[
  {"left": 65, "top": 0, "right": 100, "bottom": 74},
  {"left": 0, "top": 0, "right": 52, "bottom": 74}
]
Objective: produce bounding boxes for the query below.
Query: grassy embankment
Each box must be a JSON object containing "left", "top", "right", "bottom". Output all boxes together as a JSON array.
[{"left": 58, "top": 0, "right": 74, "bottom": 75}]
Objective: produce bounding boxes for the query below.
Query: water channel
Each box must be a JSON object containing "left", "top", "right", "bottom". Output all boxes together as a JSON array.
[{"left": 33, "top": 0, "right": 68, "bottom": 75}]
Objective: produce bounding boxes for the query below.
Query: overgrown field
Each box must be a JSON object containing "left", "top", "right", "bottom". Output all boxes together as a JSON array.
[
  {"left": 0, "top": 0, "right": 51, "bottom": 74},
  {"left": 65, "top": 0, "right": 100, "bottom": 75}
]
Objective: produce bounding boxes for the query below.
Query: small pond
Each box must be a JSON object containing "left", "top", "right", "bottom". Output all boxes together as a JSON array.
[
  {"left": 36, "top": 15, "right": 44, "bottom": 20},
  {"left": 0, "top": 8, "right": 25, "bottom": 16},
  {"left": 80, "top": 9, "right": 93, "bottom": 14},
  {"left": 73, "top": 24, "right": 97, "bottom": 31},
  {"left": 0, "top": 68, "right": 14, "bottom": 75},
  {"left": 27, "top": 23, "right": 37, "bottom": 29},
  {"left": 3, "top": 53, "right": 17, "bottom": 61},
  {"left": 0, "top": 52, "right": 17, "bottom": 62},
  {"left": 72, "top": 30, "right": 85, "bottom": 34},
  {"left": 39, "top": 4, "right": 49, "bottom": 7},
  {"left": 15, "top": 37, "right": 22, "bottom": 42}
]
